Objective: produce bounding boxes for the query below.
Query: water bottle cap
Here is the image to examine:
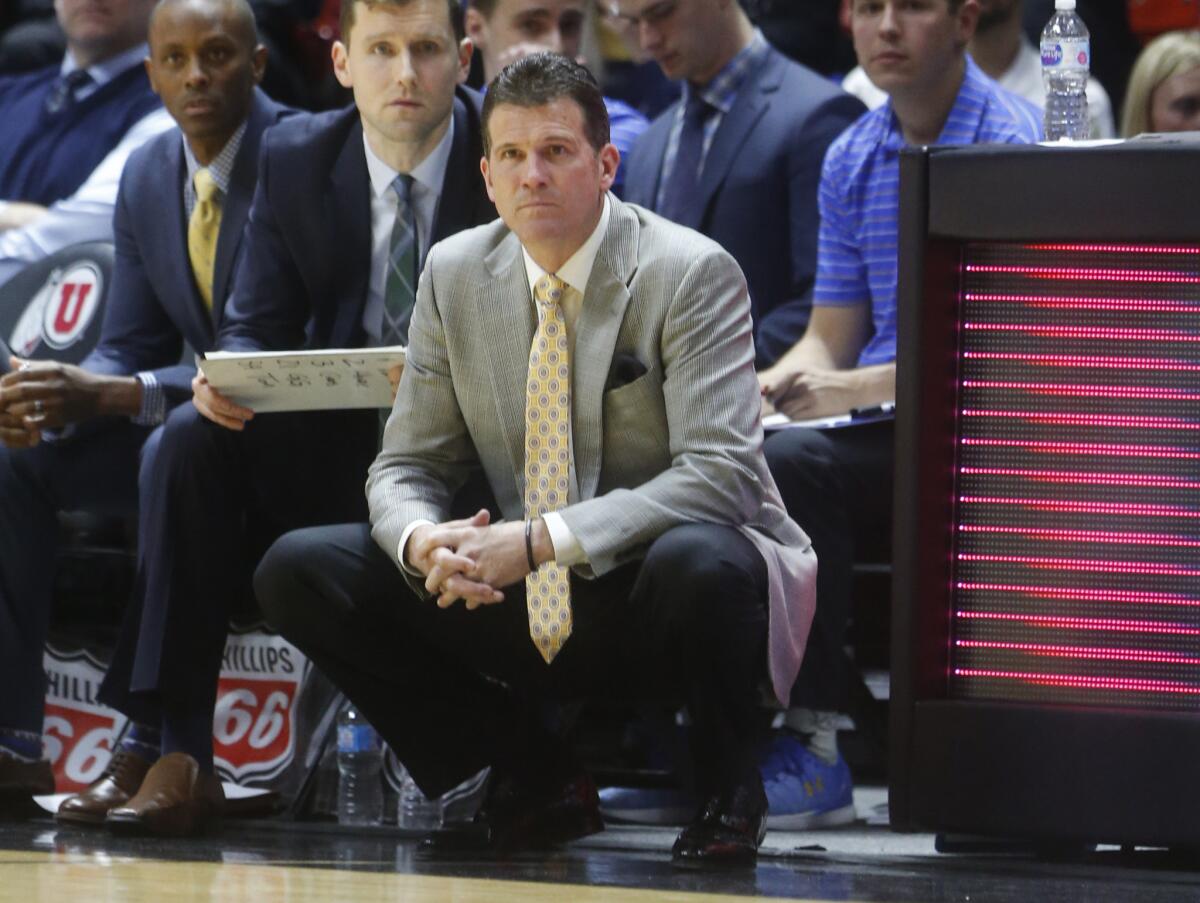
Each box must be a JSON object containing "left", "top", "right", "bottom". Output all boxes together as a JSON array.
[{"left": 1055, "top": 0, "right": 1076, "bottom": 8}]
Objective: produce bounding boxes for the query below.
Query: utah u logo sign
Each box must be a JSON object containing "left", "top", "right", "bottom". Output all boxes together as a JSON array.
[{"left": 42, "top": 262, "right": 103, "bottom": 349}]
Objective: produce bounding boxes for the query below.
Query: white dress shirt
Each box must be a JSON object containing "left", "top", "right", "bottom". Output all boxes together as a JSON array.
[{"left": 360, "top": 120, "right": 454, "bottom": 345}]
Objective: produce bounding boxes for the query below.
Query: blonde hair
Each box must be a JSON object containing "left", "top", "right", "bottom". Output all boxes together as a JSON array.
[{"left": 1122, "top": 30, "right": 1200, "bottom": 137}]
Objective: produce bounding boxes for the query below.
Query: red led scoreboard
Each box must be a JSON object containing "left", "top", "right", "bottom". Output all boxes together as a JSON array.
[{"left": 889, "top": 139, "right": 1200, "bottom": 848}]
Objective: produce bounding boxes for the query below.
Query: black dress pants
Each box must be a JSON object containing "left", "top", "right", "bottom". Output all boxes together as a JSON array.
[
  {"left": 255, "top": 521, "right": 769, "bottom": 799},
  {"left": 763, "top": 420, "right": 894, "bottom": 712},
  {"left": 97, "top": 404, "right": 376, "bottom": 726}
]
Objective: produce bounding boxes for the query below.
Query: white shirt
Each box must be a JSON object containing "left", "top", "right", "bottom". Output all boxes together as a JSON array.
[
  {"left": 399, "top": 195, "right": 614, "bottom": 574},
  {"left": 842, "top": 43, "right": 1115, "bottom": 138},
  {"left": 361, "top": 120, "right": 454, "bottom": 345}
]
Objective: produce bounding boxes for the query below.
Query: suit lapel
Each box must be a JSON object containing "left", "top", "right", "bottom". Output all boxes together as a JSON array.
[
  {"left": 688, "top": 50, "right": 779, "bottom": 228},
  {"left": 328, "top": 116, "right": 373, "bottom": 346},
  {"left": 211, "top": 90, "right": 273, "bottom": 327},
  {"left": 573, "top": 198, "right": 638, "bottom": 501},
  {"left": 479, "top": 233, "right": 537, "bottom": 487}
]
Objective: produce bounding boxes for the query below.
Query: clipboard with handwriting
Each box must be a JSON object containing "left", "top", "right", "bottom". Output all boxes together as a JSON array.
[
  {"left": 762, "top": 401, "right": 895, "bottom": 432},
  {"left": 199, "top": 346, "right": 406, "bottom": 412}
]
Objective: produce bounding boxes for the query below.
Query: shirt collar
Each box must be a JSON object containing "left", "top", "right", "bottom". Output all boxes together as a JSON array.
[
  {"left": 682, "top": 29, "right": 769, "bottom": 116},
  {"left": 183, "top": 120, "right": 249, "bottom": 196},
  {"left": 879, "top": 54, "right": 990, "bottom": 153},
  {"left": 363, "top": 117, "right": 456, "bottom": 200},
  {"left": 522, "top": 194, "right": 612, "bottom": 298},
  {"left": 62, "top": 43, "right": 148, "bottom": 87}
]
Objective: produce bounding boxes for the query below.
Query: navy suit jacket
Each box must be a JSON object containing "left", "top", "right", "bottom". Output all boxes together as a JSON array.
[
  {"left": 83, "top": 88, "right": 292, "bottom": 407},
  {"left": 217, "top": 86, "right": 495, "bottom": 353},
  {"left": 623, "top": 46, "right": 864, "bottom": 367}
]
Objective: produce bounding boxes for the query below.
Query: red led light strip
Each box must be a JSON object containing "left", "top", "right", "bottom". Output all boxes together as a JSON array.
[
  {"left": 959, "top": 467, "right": 1200, "bottom": 490},
  {"left": 959, "top": 496, "right": 1200, "bottom": 518},
  {"left": 962, "top": 352, "right": 1200, "bottom": 372},
  {"left": 956, "top": 610, "right": 1200, "bottom": 635},
  {"left": 964, "top": 293, "right": 1200, "bottom": 313},
  {"left": 962, "top": 380, "right": 1200, "bottom": 401},
  {"left": 956, "top": 584, "right": 1200, "bottom": 607},
  {"left": 961, "top": 410, "right": 1200, "bottom": 431},
  {"left": 954, "top": 668, "right": 1200, "bottom": 695},
  {"left": 960, "top": 438, "right": 1200, "bottom": 460},
  {"left": 1022, "top": 243, "right": 1200, "bottom": 254},
  {"left": 958, "top": 525, "right": 1200, "bottom": 548},
  {"left": 963, "top": 322, "right": 1200, "bottom": 342},
  {"left": 964, "top": 264, "right": 1200, "bottom": 283},
  {"left": 958, "top": 553, "right": 1200, "bottom": 578},
  {"left": 956, "top": 640, "right": 1200, "bottom": 666}
]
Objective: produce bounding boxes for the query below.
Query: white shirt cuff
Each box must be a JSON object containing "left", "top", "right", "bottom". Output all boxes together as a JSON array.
[
  {"left": 542, "top": 512, "right": 587, "bottom": 567},
  {"left": 398, "top": 519, "right": 436, "bottom": 576}
]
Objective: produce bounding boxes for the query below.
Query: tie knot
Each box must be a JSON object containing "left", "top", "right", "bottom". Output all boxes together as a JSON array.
[
  {"left": 535, "top": 274, "right": 566, "bottom": 307},
  {"left": 683, "top": 92, "right": 712, "bottom": 125},
  {"left": 392, "top": 173, "right": 414, "bottom": 205},
  {"left": 194, "top": 168, "right": 218, "bottom": 204}
]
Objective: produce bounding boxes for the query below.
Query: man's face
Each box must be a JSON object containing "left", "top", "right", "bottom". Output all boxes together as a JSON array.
[
  {"left": 146, "top": 0, "right": 266, "bottom": 146},
  {"left": 1150, "top": 65, "right": 1200, "bottom": 133},
  {"left": 611, "top": 0, "right": 731, "bottom": 85},
  {"left": 56, "top": 0, "right": 159, "bottom": 62},
  {"left": 467, "top": 0, "right": 585, "bottom": 84},
  {"left": 851, "top": 0, "right": 977, "bottom": 97},
  {"left": 333, "top": 0, "right": 472, "bottom": 155},
  {"left": 481, "top": 98, "right": 618, "bottom": 261}
]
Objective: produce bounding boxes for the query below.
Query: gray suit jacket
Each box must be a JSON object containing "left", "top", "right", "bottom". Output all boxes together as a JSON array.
[{"left": 366, "top": 197, "right": 816, "bottom": 703}]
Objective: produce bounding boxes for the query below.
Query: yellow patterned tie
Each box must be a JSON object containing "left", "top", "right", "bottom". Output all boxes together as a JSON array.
[
  {"left": 524, "top": 273, "right": 573, "bottom": 663},
  {"left": 188, "top": 168, "right": 221, "bottom": 311}
]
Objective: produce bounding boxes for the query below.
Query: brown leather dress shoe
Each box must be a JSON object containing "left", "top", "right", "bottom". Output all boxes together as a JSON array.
[
  {"left": 671, "top": 778, "right": 768, "bottom": 869},
  {"left": 57, "top": 749, "right": 152, "bottom": 827},
  {"left": 105, "top": 752, "right": 224, "bottom": 837},
  {"left": 0, "top": 750, "right": 54, "bottom": 818}
]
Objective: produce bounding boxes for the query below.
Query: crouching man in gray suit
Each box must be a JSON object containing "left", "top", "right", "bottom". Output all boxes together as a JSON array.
[{"left": 255, "top": 52, "right": 816, "bottom": 868}]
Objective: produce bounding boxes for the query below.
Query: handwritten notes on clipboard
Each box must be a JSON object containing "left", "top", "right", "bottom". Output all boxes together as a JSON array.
[{"left": 199, "top": 346, "right": 406, "bottom": 412}]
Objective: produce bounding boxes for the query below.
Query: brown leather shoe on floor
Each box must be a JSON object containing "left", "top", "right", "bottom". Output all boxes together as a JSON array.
[
  {"left": 56, "top": 748, "right": 152, "bottom": 827},
  {"left": 105, "top": 752, "right": 224, "bottom": 837},
  {"left": 0, "top": 750, "right": 54, "bottom": 819}
]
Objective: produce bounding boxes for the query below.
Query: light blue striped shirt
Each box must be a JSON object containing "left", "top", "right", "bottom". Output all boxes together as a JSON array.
[{"left": 814, "top": 55, "right": 1041, "bottom": 367}]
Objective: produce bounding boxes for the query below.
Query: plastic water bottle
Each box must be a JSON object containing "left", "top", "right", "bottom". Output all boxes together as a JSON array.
[
  {"left": 336, "top": 703, "right": 383, "bottom": 825},
  {"left": 397, "top": 767, "right": 445, "bottom": 831},
  {"left": 1041, "top": 0, "right": 1090, "bottom": 140}
]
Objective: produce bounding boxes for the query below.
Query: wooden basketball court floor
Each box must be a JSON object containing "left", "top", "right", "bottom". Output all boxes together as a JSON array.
[{"left": 2, "top": 787, "right": 1198, "bottom": 903}]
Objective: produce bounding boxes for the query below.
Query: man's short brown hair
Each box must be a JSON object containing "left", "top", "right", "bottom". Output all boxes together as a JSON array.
[{"left": 339, "top": 0, "right": 466, "bottom": 44}]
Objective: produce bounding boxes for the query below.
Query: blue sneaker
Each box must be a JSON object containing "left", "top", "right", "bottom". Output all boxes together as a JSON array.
[
  {"left": 598, "top": 785, "right": 695, "bottom": 826},
  {"left": 758, "top": 731, "right": 856, "bottom": 830}
]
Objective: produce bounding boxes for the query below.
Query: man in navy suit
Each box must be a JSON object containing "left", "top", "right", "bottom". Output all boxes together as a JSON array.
[
  {"left": 0, "top": 0, "right": 287, "bottom": 817},
  {"left": 81, "top": 0, "right": 495, "bottom": 835},
  {"left": 616, "top": 0, "right": 863, "bottom": 368}
]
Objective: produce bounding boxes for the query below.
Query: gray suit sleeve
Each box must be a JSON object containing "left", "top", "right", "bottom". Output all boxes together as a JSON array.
[
  {"left": 366, "top": 246, "right": 480, "bottom": 575},
  {"left": 557, "top": 248, "right": 767, "bottom": 575}
]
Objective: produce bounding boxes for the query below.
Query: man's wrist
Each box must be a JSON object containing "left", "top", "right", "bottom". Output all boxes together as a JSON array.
[
  {"left": 529, "top": 517, "right": 554, "bottom": 567},
  {"left": 98, "top": 375, "right": 143, "bottom": 418}
]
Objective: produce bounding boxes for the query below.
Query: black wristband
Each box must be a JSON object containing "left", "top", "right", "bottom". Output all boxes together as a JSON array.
[{"left": 525, "top": 518, "right": 537, "bottom": 572}]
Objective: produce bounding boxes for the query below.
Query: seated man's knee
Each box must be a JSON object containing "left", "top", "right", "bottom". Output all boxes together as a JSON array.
[
  {"left": 643, "top": 524, "right": 762, "bottom": 599},
  {"left": 254, "top": 529, "right": 318, "bottom": 634}
]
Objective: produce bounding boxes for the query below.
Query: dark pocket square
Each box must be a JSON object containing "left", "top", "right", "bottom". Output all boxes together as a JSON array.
[{"left": 605, "top": 352, "right": 648, "bottom": 391}]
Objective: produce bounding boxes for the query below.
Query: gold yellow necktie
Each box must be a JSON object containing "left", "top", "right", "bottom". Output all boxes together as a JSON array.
[
  {"left": 188, "top": 168, "right": 221, "bottom": 311},
  {"left": 525, "top": 273, "right": 573, "bottom": 663}
]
